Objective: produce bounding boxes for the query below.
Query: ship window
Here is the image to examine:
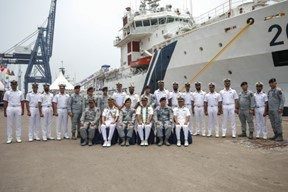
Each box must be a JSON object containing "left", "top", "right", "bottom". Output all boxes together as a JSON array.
[
  {"left": 143, "top": 20, "right": 150, "bottom": 26},
  {"left": 175, "top": 18, "right": 179, "bottom": 21},
  {"left": 272, "top": 50, "right": 288, "bottom": 67},
  {"left": 159, "top": 17, "right": 166, "bottom": 24},
  {"left": 167, "top": 17, "right": 174, "bottom": 23},
  {"left": 135, "top": 21, "right": 143, "bottom": 27},
  {"left": 151, "top": 18, "right": 158, "bottom": 25}
]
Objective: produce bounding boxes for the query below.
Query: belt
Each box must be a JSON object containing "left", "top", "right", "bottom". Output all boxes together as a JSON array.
[
  {"left": 208, "top": 105, "right": 218, "bottom": 107},
  {"left": 223, "top": 103, "right": 234, "bottom": 105},
  {"left": 9, "top": 105, "right": 20, "bottom": 107},
  {"left": 42, "top": 105, "right": 51, "bottom": 108},
  {"left": 256, "top": 106, "right": 264, "bottom": 108}
]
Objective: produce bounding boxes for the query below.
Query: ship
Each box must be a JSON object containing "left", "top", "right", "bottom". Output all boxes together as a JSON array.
[{"left": 79, "top": 0, "right": 288, "bottom": 108}]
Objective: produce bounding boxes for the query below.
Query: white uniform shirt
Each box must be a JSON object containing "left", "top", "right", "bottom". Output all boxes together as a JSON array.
[
  {"left": 154, "top": 89, "right": 169, "bottom": 106},
  {"left": 39, "top": 92, "right": 54, "bottom": 107},
  {"left": 182, "top": 91, "right": 193, "bottom": 107},
  {"left": 204, "top": 92, "right": 222, "bottom": 107},
  {"left": 219, "top": 88, "right": 239, "bottom": 105},
  {"left": 3, "top": 90, "right": 24, "bottom": 107},
  {"left": 254, "top": 91, "right": 268, "bottom": 108},
  {"left": 112, "top": 91, "right": 127, "bottom": 107},
  {"left": 169, "top": 91, "right": 182, "bottom": 107},
  {"left": 52, "top": 93, "right": 70, "bottom": 109},
  {"left": 26, "top": 92, "right": 41, "bottom": 108},
  {"left": 173, "top": 106, "right": 191, "bottom": 124},
  {"left": 126, "top": 93, "right": 140, "bottom": 108},
  {"left": 102, "top": 106, "right": 119, "bottom": 121},
  {"left": 136, "top": 106, "right": 153, "bottom": 123},
  {"left": 192, "top": 90, "right": 206, "bottom": 107}
]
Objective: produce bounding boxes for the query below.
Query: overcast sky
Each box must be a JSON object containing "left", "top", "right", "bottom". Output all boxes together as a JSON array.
[{"left": 0, "top": 0, "right": 226, "bottom": 84}]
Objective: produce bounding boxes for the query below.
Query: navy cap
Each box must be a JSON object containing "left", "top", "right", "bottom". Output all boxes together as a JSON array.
[{"left": 269, "top": 78, "right": 276, "bottom": 83}]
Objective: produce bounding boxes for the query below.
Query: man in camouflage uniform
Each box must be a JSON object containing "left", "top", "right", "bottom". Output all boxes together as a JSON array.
[
  {"left": 117, "top": 98, "right": 136, "bottom": 146},
  {"left": 68, "top": 85, "right": 83, "bottom": 139},
  {"left": 154, "top": 97, "right": 173, "bottom": 146},
  {"left": 82, "top": 87, "right": 96, "bottom": 111},
  {"left": 79, "top": 99, "right": 100, "bottom": 146},
  {"left": 268, "top": 78, "right": 285, "bottom": 141},
  {"left": 238, "top": 82, "right": 255, "bottom": 139},
  {"left": 98, "top": 87, "right": 109, "bottom": 112}
]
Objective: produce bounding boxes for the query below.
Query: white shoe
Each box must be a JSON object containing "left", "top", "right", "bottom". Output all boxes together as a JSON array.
[
  {"left": 102, "top": 141, "right": 107, "bottom": 147},
  {"left": 28, "top": 138, "right": 33, "bottom": 142},
  {"left": 177, "top": 140, "right": 181, "bottom": 147},
  {"left": 6, "top": 139, "right": 12, "bottom": 144},
  {"left": 43, "top": 137, "right": 47, "bottom": 141},
  {"left": 202, "top": 133, "right": 206, "bottom": 137},
  {"left": 64, "top": 136, "right": 70, "bottom": 139},
  {"left": 263, "top": 135, "right": 267, "bottom": 140},
  {"left": 222, "top": 134, "right": 226, "bottom": 138},
  {"left": 232, "top": 134, "right": 236, "bottom": 138},
  {"left": 106, "top": 140, "right": 111, "bottom": 147},
  {"left": 256, "top": 134, "right": 260, "bottom": 139},
  {"left": 184, "top": 140, "right": 189, "bottom": 147},
  {"left": 140, "top": 140, "right": 145, "bottom": 146},
  {"left": 206, "top": 134, "right": 212, "bottom": 137},
  {"left": 16, "top": 138, "right": 22, "bottom": 143},
  {"left": 56, "top": 137, "right": 61, "bottom": 141},
  {"left": 35, "top": 137, "right": 41, "bottom": 141},
  {"left": 193, "top": 132, "right": 199, "bottom": 136},
  {"left": 144, "top": 140, "right": 148, "bottom": 146},
  {"left": 215, "top": 134, "right": 219, "bottom": 138},
  {"left": 48, "top": 137, "right": 54, "bottom": 140}
]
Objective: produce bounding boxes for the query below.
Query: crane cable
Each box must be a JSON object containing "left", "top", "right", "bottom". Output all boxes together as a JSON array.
[{"left": 180, "top": 18, "right": 255, "bottom": 91}]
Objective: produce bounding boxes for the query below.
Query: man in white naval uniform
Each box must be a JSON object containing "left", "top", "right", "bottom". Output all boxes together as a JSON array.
[
  {"left": 126, "top": 84, "right": 140, "bottom": 109},
  {"left": 182, "top": 82, "right": 193, "bottom": 133},
  {"left": 204, "top": 83, "right": 222, "bottom": 137},
  {"left": 3, "top": 80, "right": 25, "bottom": 144},
  {"left": 192, "top": 82, "right": 206, "bottom": 136},
  {"left": 136, "top": 96, "right": 154, "bottom": 146},
  {"left": 254, "top": 82, "right": 268, "bottom": 139},
  {"left": 26, "top": 83, "right": 42, "bottom": 141},
  {"left": 153, "top": 80, "right": 169, "bottom": 108},
  {"left": 52, "top": 84, "right": 71, "bottom": 140},
  {"left": 112, "top": 82, "right": 127, "bottom": 110},
  {"left": 101, "top": 97, "right": 119, "bottom": 147},
  {"left": 173, "top": 96, "right": 191, "bottom": 147},
  {"left": 168, "top": 82, "right": 182, "bottom": 109},
  {"left": 219, "top": 79, "right": 239, "bottom": 138},
  {"left": 38, "top": 83, "right": 54, "bottom": 141}
]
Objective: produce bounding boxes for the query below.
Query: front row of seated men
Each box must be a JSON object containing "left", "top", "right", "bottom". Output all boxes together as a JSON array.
[{"left": 80, "top": 95, "right": 191, "bottom": 147}]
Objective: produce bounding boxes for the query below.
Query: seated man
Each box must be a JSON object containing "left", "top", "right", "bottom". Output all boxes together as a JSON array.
[
  {"left": 100, "top": 97, "right": 119, "bottom": 147},
  {"left": 79, "top": 99, "right": 100, "bottom": 146},
  {"left": 136, "top": 96, "right": 153, "bottom": 146},
  {"left": 173, "top": 97, "right": 191, "bottom": 147},
  {"left": 117, "top": 98, "right": 136, "bottom": 146},
  {"left": 154, "top": 97, "right": 173, "bottom": 146}
]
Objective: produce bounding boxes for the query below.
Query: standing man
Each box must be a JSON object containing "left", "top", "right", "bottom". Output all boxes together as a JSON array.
[
  {"left": 267, "top": 78, "right": 285, "bottom": 141},
  {"left": 219, "top": 79, "right": 239, "bottom": 138},
  {"left": 169, "top": 82, "right": 182, "bottom": 108},
  {"left": 182, "top": 82, "right": 193, "bottom": 133},
  {"left": 136, "top": 96, "right": 154, "bottom": 146},
  {"left": 82, "top": 87, "right": 96, "bottom": 111},
  {"left": 141, "top": 85, "right": 155, "bottom": 107},
  {"left": 26, "top": 83, "right": 41, "bottom": 141},
  {"left": 153, "top": 80, "right": 169, "bottom": 108},
  {"left": 192, "top": 82, "right": 206, "bottom": 136},
  {"left": 112, "top": 82, "right": 127, "bottom": 110},
  {"left": 173, "top": 96, "right": 191, "bottom": 147},
  {"left": 117, "top": 98, "right": 136, "bottom": 146},
  {"left": 154, "top": 97, "right": 173, "bottom": 146},
  {"left": 98, "top": 87, "right": 109, "bottom": 113},
  {"left": 79, "top": 99, "right": 100, "bottom": 146},
  {"left": 39, "top": 83, "right": 54, "bottom": 141},
  {"left": 68, "top": 85, "right": 83, "bottom": 140},
  {"left": 254, "top": 82, "right": 268, "bottom": 139},
  {"left": 238, "top": 82, "right": 255, "bottom": 139},
  {"left": 3, "top": 80, "right": 25, "bottom": 144},
  {"left": 52, "top": 84, "right": 70, "bottom": 140},
  {"left": 126, "top": 84, "right": 140, "bottom": 109},
  {"left": 204, "top": 82, "right": 222, "bottom": 137},
  {"left": 101, "top": 97, "right": 119, "bottom": 147}
]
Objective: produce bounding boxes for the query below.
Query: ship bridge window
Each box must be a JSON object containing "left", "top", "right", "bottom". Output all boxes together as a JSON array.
[
  {"left": 135, "top": 20, "right": 143, "bottom": 27},
  {"left": 175, "top": 18, "right": 179, "bottom": 21},
  {"left": 159, "top": 17, "right": 166, "bottom": 24},
  {"left": 167, "top": 17, "right": 174, "bottom": 23},
  {"left": 151, "top": 18, "right": 158, "bottom": 25},
  {"left": 183, "top": 19, "right": 189, "bottom": 23},
  {"left": 143, "top": 19, "right": 150, "bottom": 26},
  {"left": 272, "top": 50, "right": 288, "bottom": 67}
]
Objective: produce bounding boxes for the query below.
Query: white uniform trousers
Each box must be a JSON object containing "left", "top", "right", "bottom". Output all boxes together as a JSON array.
[
  {"left": 175, "top": 124, "right": 189, "bottom": 141},
  {"left": 186, "top": 105, "right": 193, "bottom": 133},
  {"left": 137, "top": 123, "right": 152, "bottom": 141},
  {"left": 56, "top": 109, "right": 69, "bottom": 139},
  {"left": 194, "top": 106, "right": 205, "bottom": 135},
  {"left": 28, "top": 107, "right": 41, "bottom": 140},
  {"left": 6, "top": 106, "right": 22, "bottom": 141},
  {"left": 207, "top": 106, "right": 219, "bottom": 136},
  {"left": 100, "top": 120, "right": 116, "bottom": 142},
  {"left": 42, "top": 106, "right": 53, "bottom": 139},
  {"left": 255, "top": 107, "right": 267, "bottom": 138},
  {"left": 222, "top": 104, "right": 236, "bottom": 137}
]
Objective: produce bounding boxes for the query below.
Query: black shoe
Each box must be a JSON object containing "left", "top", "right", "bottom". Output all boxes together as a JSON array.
[
  {"left": 158, "top": 138, "right": 163, "bottom": 146},
  {"left": 275, "top": 134, "right": 284, "bottom": 142},
  {"left": 269, "top": 134, "right": 278, "bottom": 140},
  {"left": 81, "top": 141, "right": 87, "bottom": 146},
  {"left": 165, "top": 139, "right": 171, "bottom": 146},
  {"left": 238, "top": 132, "right": 247, "bottom": 137},
  {"left": 248, "top": 132, "right": 253, "bottom": 139}
]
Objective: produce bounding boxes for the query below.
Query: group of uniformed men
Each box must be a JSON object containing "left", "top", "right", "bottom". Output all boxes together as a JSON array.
[{"left": 3, "top": 77, "right": 285, "bottom": 147}]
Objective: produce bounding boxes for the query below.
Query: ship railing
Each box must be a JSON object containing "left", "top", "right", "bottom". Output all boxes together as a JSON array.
[{"left": 194, "top": 0, "right": 253, "bottom": 24}]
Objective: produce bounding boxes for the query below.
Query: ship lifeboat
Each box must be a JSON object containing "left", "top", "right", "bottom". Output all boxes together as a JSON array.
[{"left": 130, "top": 56, "right": 152, "bottom": 68}]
